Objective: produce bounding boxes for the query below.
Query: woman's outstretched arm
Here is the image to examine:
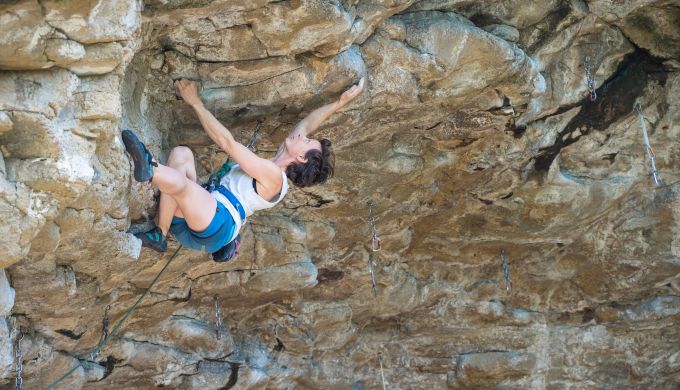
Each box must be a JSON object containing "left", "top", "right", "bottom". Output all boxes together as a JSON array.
[
  {"left": 289, "top": 77, "right": 365, "bottom": 138},
  {"left": 175, "top": 80, "right": 282, "bottom": 195}
]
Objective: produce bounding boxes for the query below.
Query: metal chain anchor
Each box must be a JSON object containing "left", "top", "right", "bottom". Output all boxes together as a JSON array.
[
  {"left": 15, "top": 333, "right": 23, "bottom": 390},
  {"left": 584, "top": 57, "right": 597, "bottom": 102},
  {"left": 214, "top": 295, "right": 223, "bottom": 340},
  {"left": 500, "top": 250, "right": 512, "bottom": 292},
  {"left": 367, "top": 201, "right": 381, "bottom": 297},
  {"left": 634, "top": 103, "right": 663, "bottom": 186}
]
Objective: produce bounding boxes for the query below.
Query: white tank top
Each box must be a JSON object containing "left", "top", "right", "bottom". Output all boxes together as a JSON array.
[{"left": 211, "top": 164, "right": 289, "bottom": 240}]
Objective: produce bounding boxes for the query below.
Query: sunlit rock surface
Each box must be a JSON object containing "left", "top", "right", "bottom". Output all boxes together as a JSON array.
[{"left": 1, "top": 0, "right": 679, "bottom": 389}]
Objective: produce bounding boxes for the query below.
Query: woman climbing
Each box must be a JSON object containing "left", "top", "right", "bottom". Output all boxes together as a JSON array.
[{"left": 123, "top": 77, "right": 365, "bottom": 261}]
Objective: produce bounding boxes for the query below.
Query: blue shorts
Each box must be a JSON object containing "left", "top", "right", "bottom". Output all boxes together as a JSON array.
[{"left": 169, "top": 201, "right": 236, "bottom": 253}]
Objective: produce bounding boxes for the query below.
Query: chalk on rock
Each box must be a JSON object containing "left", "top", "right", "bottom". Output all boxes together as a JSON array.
[
  {"left": 0, "top": 270, "right": 15, "bottom": 317},
  {"left": 0, "top": 318, "right": 13, "bottom": 378}
]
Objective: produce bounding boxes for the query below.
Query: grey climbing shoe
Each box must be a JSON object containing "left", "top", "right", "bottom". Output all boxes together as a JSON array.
[
  {"left": 135, "top": 226, "right": 168, "bottom": 253},
  {"left": 122, "top": 129, "right": 156, "bottom": 182},
  {"left": 211, "top": 234, "right": 240, "bottom": 262}
]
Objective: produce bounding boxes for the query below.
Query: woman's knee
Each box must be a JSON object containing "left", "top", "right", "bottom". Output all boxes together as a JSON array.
[{"left": 168, "top": 146, "right": 194, "bottom": 165}]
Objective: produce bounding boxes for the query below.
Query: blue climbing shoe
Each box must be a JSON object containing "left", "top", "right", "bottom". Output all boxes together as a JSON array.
[
  {"left": 211, "top": 234, "right": 240, "bottom": 262},
  {"left": 135, "top": 226, "right": 167, "bottom": 253},
  {"left": 122, "top": 129, "right": 156, "bottom": 182}
]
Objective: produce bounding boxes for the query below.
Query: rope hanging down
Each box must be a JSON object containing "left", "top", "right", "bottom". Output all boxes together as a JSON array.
[
  {"left": 367, "top": 201, "right": 381, "bottom": 297},
  {"left": 500, "top": 250, "right": 512, "bottom": 292},
  {"left": 45, "top": 245, "right": 183, "bottom": 390},
  {"left": 15, "top": 332, "right": 23, "bottom": 390},
  {"left": 214, "top": 295, "right": 223, "bottom": 340},
  {"left": 634, "top": 103, "right": 663, "bottom": 186},
  {"left": 584, "top": 57, "right": 597, "bottom": 102}
]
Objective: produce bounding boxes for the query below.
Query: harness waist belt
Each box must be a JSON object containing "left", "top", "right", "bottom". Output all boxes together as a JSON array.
[{"left": 216, "top": 185, "right": 246, "bottom": 222}]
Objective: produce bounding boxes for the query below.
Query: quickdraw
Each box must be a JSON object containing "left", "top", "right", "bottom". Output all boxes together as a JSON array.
[
  {"left": 214, "top": 295, "right": 223, "bottom": 340},
  {"left": 378, "top": 352, "right": 387, "bottom": 390},
  {"left": 500, "top": 250, "right": 512, "bottom": 292},
  {"left": 204, "top": 121, "right": 262, "bottom": 193},
  {"left": 584, "top": 57, "right": 597, "bottom": 102},
  {"left": 368, "top": 252, "right": 378, "bottom": 298},
  {"left": 367, "top": 201, "right": 381, "bottom": 297},
  {"left": 368, "top": 201, "right": 381, "bottom": 252},
  {"left": 634, "top": 103, "right": 663, "bottom": 186},
  {"left": 92, "top": 305, "right": 111, "bottom": 359},
  {"left": 15, "top": 332, "right": 23, "bottom": 390}
]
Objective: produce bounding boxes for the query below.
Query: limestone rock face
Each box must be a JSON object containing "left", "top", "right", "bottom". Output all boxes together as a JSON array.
[{"left": 1, "top": 1, "right": 680, "bottom": 389}]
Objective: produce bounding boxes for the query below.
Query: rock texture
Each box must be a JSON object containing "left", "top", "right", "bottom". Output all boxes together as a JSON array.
[{"left": 1, "top": 0, "right": 680, "bottom": 389}]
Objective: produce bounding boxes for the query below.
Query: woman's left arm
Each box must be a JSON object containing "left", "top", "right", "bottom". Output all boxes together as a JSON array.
[{"left": 176, "top": 80, "right": 282, "bottom": 194}]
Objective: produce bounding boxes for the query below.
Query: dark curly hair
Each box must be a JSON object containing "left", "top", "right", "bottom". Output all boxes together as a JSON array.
[{"left": 286, "top": 138, "right": 334, "bottom": 187}]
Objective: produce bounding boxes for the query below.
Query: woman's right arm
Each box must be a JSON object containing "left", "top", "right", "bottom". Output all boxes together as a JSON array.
[{"left": 176, "top": 80, "right": 282, "bottom": 195}]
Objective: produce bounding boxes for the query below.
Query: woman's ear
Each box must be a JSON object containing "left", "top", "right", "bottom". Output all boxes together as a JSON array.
[{"left": 296, "top": 154, "right": 308, "bottom": 163}]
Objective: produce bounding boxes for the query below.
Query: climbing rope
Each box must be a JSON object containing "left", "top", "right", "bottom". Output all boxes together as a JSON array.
[
  {"left": 634, "top": 103, "right": 663, "bottom": 186},
  {"left": 15, "top": 332, "right": 23, "bottom": 390},
  {"left": 204, "top": 121, "right": 262, "bottom": 192},
  {"left": 214, "top": 295, "right": 223, "bottom": 340},
  {"left": 500, "top": 250, "right": 512, "bottom": 292},
  {"left": 378, "top": 352, "right": 387, "bottom": 390},
  {"left": 584, "top": 57, "right": 597, "bottom": 102},
  {"left": 45, "top": 245, "right": 183, "bottom": 390},
  {"left": 367, "top": 201, "right": 381, "bottom": 297}
]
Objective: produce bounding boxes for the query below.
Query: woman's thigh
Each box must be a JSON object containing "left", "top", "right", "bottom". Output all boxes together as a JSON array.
[
  {"left": 165, "top": 146, "right": 215, "bottom": 228},
  {"left": 173, "top": 180, "right": 217, "bottom": 232}
]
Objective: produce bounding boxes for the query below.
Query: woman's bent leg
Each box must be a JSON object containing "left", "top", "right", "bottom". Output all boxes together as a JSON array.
[
  {"left": 157, "top": 146, "right": 198, "bottom": 235},
  {"left": 153, "top": 147, "right": 216, "bottom": 233}
]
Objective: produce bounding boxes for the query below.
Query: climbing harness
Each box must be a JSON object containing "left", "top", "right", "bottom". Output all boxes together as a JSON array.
[
  {"left": 500, "top": 250, "right": 512, "bottom": 292},
  {"left": 634, "top": 103, "right": 663, "bottom": 186},
  {"left": 15, "top": 332, "right": 23, "bottom": 390},
  {"left": 214, "top": 295, "right": 223, "bottom": 340},
  {"left": 92, "top": 305, "right": 111, "bottom": 359},
  {"left": 584, "top": 57, "right": 597, "bottom": 102},
  {"left": 378, "top": 352, "right": 387, "bottom": 390},
  {"left": 45, "top": 245, "right": 183, "bottom": 390},
  {"left": 367, "top": 201, "right": 381, "bottom": 297},
  {"left": 204, "top": 121, "right": 262, "bottom": 192}
]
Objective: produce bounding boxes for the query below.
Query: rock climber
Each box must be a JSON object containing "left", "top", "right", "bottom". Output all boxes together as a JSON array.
[{"left": 123, "top": 77, "right": 365, "bottom": 261}]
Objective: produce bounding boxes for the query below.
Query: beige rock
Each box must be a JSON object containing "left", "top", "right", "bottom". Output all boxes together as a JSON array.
[
  {"left": 619, "top": 5, "right": 680, "bottom": 60},
  {"left": 0, "top": 112, "right": 13, "bottom": 135},
  {"left": 1, "top": 1, "right": 680, "bottom": 389},
  {"left": 0, "top": 70, "right": 80, "bottom": 118},
  {"left": 0, "top": 270, "right": 14, "bottom": 316},
  {"left": 0, "top": 0, "right": 54, "bottom": 70},
  {"left": 43, "top": 0, "right": 140, "bottom": 44},
  {"left": 45, "top": 38, "right": 87, "bottom": 66},
  {"left": 67, "top": 42, "right": 125, "bottom": 75},
  {"left": 0, "top": 318, "right": 13, "bottom": 379}
]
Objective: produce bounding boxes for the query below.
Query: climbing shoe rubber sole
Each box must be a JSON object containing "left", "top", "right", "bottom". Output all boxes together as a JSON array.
[
  {"left": 135, "top": 226, "right": 168, "bottom": 253},
  {"left": 122, "top": 129, "right": 155, "bottom": 182}
]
